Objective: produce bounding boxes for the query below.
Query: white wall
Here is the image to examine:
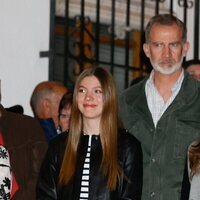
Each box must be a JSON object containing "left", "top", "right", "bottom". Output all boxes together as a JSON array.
[
  {"left": 175, "top": 2, "right": 195, "bottom": 60},
  {"left": 0, "top": 1, "right": 198, "bottom": 116},
  {"left": 0, "top": 0, "right": 50, "bottom": 116}
]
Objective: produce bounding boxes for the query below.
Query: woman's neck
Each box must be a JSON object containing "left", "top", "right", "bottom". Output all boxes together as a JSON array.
[{"left": 83, "top": 118, "right": 100, "bottom": 135}]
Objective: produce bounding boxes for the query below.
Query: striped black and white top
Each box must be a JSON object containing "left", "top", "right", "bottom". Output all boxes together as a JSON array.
[{"left": 79, "top": 135, "right": 92, "bottom": 200}]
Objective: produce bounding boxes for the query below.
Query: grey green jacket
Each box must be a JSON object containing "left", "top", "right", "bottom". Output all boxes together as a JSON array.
[{"left": 120, "top": 72, "right": 200, "bottom": 200}]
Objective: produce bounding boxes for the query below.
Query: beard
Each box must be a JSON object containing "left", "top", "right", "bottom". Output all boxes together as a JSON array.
[{"left": 150, "top": 56, "right": 184, "bottom": 75}]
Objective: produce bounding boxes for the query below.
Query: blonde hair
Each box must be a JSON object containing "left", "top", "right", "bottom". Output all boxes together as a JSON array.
[
  {"left": 59, "top": 67, "right": 121, "bottom": 190},
  {"left": 189, "top": 139, "right": 200, "bottom": 178}
]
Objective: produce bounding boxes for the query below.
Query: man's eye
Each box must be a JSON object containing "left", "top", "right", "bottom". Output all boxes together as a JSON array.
[
  {"left": 172, "top": 43, "right": 177, "bottom": 47},
  {"left": 155, "top": 43, "right": 163, "bottom": 47},
  {"left": 152, "top": 43, "right": 163, "bottom": 48},
  {"left": 169, "top": 42, "right": 180, "bottom": 49}
]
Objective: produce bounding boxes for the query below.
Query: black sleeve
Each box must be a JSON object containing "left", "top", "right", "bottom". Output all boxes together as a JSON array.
[
  {"left": 36, "top": 144, "right": 58, "bottom": 200},
  {"left": 119, "top": 132, "right": 143, "bottom": 200},
  {"left": 180, "top": 156, "right": 190, "bottom": 200},
  {"left": 36, "top": 133, "right": 66, "bottom": 200}
]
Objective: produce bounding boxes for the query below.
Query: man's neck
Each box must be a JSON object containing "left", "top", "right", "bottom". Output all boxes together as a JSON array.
[{"left": 153, "top": 69, "right": 182, "bottom": 102}]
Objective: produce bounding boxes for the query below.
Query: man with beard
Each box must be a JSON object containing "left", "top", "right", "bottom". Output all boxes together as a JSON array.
[{"left": 120, "top": 14, "right": 200, "bottom": 200}]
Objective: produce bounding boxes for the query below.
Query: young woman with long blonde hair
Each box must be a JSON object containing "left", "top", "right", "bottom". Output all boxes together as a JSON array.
[{"left": 36, "top": 67, "right": 143, "bottom": 200}]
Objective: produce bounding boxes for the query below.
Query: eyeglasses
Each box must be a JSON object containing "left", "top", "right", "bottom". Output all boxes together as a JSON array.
[{"left": 59, "top": 113, "right": 71, "bottom": 120}]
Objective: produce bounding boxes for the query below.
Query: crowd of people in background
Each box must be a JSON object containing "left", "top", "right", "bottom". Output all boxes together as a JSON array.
[{"left": 1, "top": 13, "right": 200, "bottom": 200}]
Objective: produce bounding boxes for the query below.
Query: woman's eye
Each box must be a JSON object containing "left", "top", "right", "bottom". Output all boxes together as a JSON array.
[
  {"left": 95, "top": 89, "right": 102, "bottom": 94},
  {"left": 78, "top": 88, "right": 86, "bottom": 93}
]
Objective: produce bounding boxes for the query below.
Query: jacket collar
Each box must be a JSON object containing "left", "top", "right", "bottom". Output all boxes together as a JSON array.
[
  {"left": 178, "top": 70, "right": 200, "bottom": 103},
  {"left": 127, "top": 70, "right": 200, "bottom": 126}
]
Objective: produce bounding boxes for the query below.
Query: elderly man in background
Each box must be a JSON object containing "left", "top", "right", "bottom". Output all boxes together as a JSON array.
[{"left": 30, "top": 81, "right": 68, "bottom": 142}]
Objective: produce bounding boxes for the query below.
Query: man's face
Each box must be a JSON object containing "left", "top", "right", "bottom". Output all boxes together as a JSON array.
[
  {"left": 49, "top": 86, "right": 68, "bottom": 127},
  {"left": 187, "top": 64, "right": 200, "bottom": 81},
  {"left": 143, "top": 23, "right": 189, "bottom": 75}
]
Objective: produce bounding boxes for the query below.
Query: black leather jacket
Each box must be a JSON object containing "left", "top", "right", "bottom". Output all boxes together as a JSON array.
[{"left": 36, "top": 129, "right": 143, "bottom": 200}]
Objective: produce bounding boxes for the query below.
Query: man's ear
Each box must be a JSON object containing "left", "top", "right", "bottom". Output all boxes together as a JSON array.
[
  {"left": 143, "top": 43, "right": 150, "bottom": 58},
  {"left": 183, "top": 41, "right": 190, "bottom": 57},
  {"left": 43, "top": 98, "right": 51, "bottom": 115}
]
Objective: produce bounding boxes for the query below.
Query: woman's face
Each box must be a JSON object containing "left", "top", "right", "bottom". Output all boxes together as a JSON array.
[
  {"left": 59, "top": 106, "right": 71, "bottom": 132},
  {"left": 77, "top": 75, "right": 103, "bottom": 121}
]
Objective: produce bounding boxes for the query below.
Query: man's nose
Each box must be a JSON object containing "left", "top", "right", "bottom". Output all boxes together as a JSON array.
[{"left": 162, "top": 45, "right": 171, "bottom": 57}]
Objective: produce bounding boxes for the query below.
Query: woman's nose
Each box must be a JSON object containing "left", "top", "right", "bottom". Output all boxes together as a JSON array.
[{"left": 85, "top": 92, "right": 93, "bottom": 100}]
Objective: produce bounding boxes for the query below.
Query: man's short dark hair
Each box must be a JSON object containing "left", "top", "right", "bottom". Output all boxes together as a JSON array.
[{"left": 145, "top": 14, "right": 187, "bottom": 43}]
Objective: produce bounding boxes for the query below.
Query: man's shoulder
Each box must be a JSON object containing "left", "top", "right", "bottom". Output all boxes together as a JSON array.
[
  {"left": 0, "top": 106, "right": 46, "bottom": 146},
  {"left": 181, "top": 73, "right": 200, "bottom": 99},
  {"left": 5, "top": 111, "right": 44, "bottom": 133},
  {"left": 0, "top": 105, "right": 36, "bottom": 123}
]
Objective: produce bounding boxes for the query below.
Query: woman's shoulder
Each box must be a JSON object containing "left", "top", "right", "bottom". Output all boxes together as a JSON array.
[
  {"left": 48, "top": 132, "right": 68, "bottom": 152},
  {"left": 117, "top": 129, "right": 142, "bottom": 170},
  {"left": 118, "top": 129, "right": 141, "bottom": 153},
  {"left": 118, "top": 129, "right": 140, "bottom": 143},
  {"left": 43, "top": 132, "right": 68, "bottom": 167}
]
